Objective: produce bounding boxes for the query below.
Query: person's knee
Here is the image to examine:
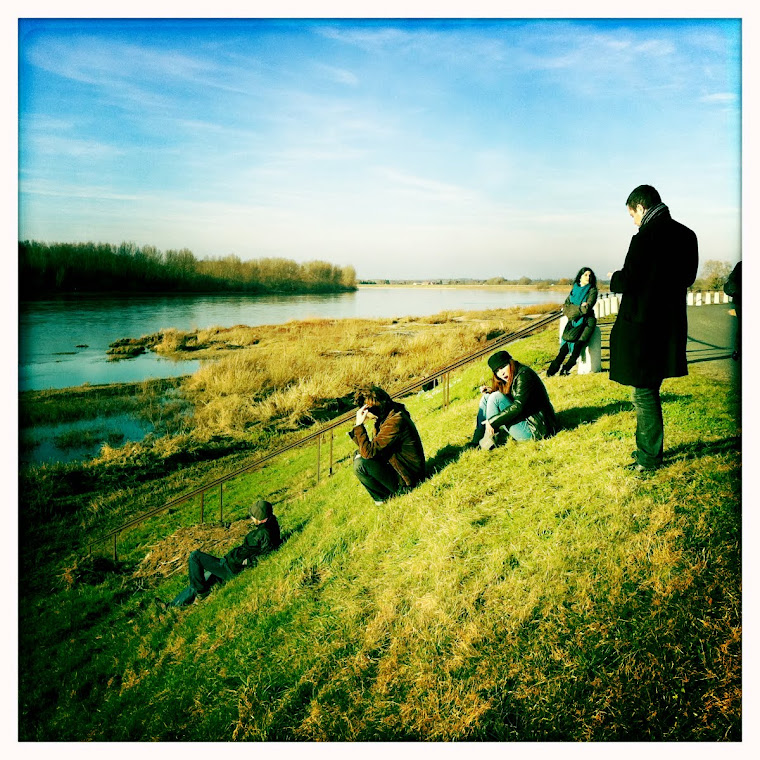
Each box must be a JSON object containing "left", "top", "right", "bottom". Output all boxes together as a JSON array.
[
  {"left": 353, "top": 454, "right": 368, "bottom": 476},
  {"left": 486, "top": 390, "right": 509, "bottom": 417}
]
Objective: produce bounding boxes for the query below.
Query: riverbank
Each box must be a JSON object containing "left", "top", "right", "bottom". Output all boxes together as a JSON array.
[
  {"left": 20, "top": 287, "right": 566, "bottom": 391},
  {"left": 18, "top": 322, "right": 740, "bottom": 740},
  {"left": 19, "top": 304, "right": 559, "bottom": 467}
]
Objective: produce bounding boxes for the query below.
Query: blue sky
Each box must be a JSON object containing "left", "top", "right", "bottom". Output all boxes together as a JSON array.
[{"left": 18, "top": 16, "right": 742, "bottom": 280}]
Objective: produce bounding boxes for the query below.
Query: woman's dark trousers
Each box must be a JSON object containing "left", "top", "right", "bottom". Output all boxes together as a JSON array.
[
  {"left": 547, "top": 342, "right": 585, "bottom": 376},
  {"left": 353, "top": 452, "right": 399, "bottom": 503},
  {"left": 632, "top": 384, "right": 664, "bottom": 469}
]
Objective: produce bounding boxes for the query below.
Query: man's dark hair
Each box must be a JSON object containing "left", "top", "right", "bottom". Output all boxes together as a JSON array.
[
  {"left": 354, "top": 384, "right": 393, "bottom": 414},
  {"left": 574, "top": 267, "right": 597, "bottom": 288},
  {"left": 626, "top": 184, "right": 661, "bottom": 210}
]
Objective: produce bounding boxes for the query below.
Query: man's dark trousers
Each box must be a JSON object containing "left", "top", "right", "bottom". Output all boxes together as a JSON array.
[
  {"left": 353, "top": 452, "right": 399, "bottom": 503},
  {"left": 632, "top": 384, "right": 663, "bottom": 469},
  {"left": 170, "top": 550, "right": 235, "bottom": 607}
]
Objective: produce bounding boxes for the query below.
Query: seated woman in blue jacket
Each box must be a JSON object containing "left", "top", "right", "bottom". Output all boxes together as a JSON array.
[
  {"left": 470, "top": 349, "right": 558, "bottom": 450},
  {"left": 547, "top": 267, "right": 598, "bottom": 376}
]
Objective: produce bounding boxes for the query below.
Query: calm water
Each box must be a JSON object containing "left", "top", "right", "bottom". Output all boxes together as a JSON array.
[{"left": 19, "top": 287, "right": 562, "bottom": 391}]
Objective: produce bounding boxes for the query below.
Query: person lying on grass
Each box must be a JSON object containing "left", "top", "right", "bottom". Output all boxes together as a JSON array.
[
  {"left": 349, "top": 384, "right": 426, "bottom": 505},
  {"left": 470, "top": 349, "right": 559, "bottom": 450},
  {"left": 156, "top": 499, "right": 280, "bottom": 610}
]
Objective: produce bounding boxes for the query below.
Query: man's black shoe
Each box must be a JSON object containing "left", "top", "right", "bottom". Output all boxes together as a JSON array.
[{"left": 625, "top": 461, "right": 658, "bottom": 474}]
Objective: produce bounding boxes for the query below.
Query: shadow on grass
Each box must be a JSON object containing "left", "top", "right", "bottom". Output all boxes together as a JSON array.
[
  {"left": 557, "top": 392, "right": 685, "bottom": 432},
  {"left": 687, "top": 352, "right": 735, "bottom": 364},
  {"left": 664, "top": 435, "right": 740, "bottom": 464},
  {"left": 279, "top": 518, "right": 310, "bottom": 545},
  {"left": 426, "top": 442, "right": 471, "bottom": 476}
]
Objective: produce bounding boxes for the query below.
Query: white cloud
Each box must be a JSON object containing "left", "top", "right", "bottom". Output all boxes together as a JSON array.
[
  {"left": 25, "top": 135, "right": 124, "bottom": 160},
  {"left": 699, "top": 92, "right": 738, "bottom": 104},
  {"left": 20, "top": 179, "right": 143, "bottom": 202},
  {"left": 316, "top": 63, "right": 359, "bottom": 86},
  {"left": 374, "top": 167, "right": 479, "bottom": 204}
]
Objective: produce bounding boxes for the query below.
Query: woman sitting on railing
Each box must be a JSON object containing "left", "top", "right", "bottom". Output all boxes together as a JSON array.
[
  {"left": 547, "top": 266, "right": 598, "bottom": 376},
  {"left": 470, "top": 349, "right": 558, "bottom": 450}
]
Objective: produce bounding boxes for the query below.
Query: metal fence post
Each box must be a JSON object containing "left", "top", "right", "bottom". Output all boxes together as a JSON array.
[
  {"left": 219, "top": 483, "right": 223, "bottom": 522},
  {"left": 316, "top": 433, "right": 322, "bottom": 482},
  {"left": 329, "top": 429, "right": 334, "bottom": 476}
]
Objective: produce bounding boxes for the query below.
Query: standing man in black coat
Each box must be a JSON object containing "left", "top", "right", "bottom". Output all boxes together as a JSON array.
[{"left": 609, "top": 185, "right": 698, "bottom": 472}]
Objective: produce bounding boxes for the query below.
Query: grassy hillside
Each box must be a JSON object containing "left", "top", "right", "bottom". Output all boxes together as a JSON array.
[{"left": 18, "top": 325, "right": 740, "bottom": 741}]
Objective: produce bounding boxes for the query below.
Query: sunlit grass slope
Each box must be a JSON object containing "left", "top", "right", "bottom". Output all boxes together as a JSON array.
[{"left": 19, "top": 327, "right": 740, "bottom": 741}]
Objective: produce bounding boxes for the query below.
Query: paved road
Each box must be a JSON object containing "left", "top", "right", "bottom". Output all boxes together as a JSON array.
[
  {"left": 685, "top": 303, "right": 740, "bottom": 387},
  {"left": 598, "top": 302, "right": 740, "bottom": 387}
]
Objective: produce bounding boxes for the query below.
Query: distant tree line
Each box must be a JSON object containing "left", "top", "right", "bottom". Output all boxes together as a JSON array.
[
  {"left": 359, "top": 277, "right": 591, "bottom": 289},
  {"left": 692, "top": 259, "right": 736, "bottom": 292},
  {"left": 19, "top": 241, "right": 357, "bottom": 297}
]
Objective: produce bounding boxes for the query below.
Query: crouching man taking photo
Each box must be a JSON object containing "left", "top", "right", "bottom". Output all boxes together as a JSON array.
[{"left": 349, "top": 385, "right": 426, "bottom": 505}]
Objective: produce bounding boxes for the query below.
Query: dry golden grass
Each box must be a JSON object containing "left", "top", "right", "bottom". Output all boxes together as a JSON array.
[{"left": 180, "top": 308, "right": 551, "bottom": 435}]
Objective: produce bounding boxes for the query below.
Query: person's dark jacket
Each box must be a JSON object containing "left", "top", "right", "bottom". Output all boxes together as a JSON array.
[
  {"left": 562, "top": 286, "right": 598, "bottom": 344},
  {"left": 724, "top": 261, "right": 741, "bottom": 306},
  {"left": 489, "top": 363, "right": 558, "bottom": 439},
  {"left": 223, "top": 517, "right": 281, "bottom": 574},
  {"left": 609, "top": 207, "right": 698, "bottom": 388},
  {"left": 349, "top": 401, "right": 426, "bottom": 487}
]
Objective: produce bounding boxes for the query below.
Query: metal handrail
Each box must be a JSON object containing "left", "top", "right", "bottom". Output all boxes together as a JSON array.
[{"left": 90, "top": 308, "right": 562, "bottom": 556}]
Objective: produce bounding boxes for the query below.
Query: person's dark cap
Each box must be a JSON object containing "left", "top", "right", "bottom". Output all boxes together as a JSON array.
[
  {"left": 249, "top": 499, "right": 272, "bottom": 521},
  {"left": 488, "top": 350, "right": 512, "bottom": 374}
]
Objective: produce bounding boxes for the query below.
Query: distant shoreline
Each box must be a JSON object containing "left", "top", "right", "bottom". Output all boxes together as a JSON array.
[{"left": 357, "top": 282, "right": 610, "bottom": 292}]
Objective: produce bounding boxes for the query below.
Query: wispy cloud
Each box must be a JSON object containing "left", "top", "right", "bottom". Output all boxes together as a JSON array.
[
  {"left": 315, "top": 63, "right": 359, "bottom": 86},
  {"left": 699, "top": 92, "right": 738, "bottom": 104},
  {"left": 20, "top": 179, "right": 141, "bottom": 202},
  {"left": 374, "top": 167, "right": 479, "bottom": 204},
  {"left": 25, "top": 135, "right": 124, "bottom": 160}
]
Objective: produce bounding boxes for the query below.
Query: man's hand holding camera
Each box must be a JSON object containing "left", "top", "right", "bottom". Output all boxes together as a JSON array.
[{"left": 356, "top": 404, "right": 377, "bottom": 427}]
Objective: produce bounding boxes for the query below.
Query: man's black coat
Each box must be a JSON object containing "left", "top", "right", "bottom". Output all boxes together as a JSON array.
[{"left": 609, "top": 208, "right": 698, "bottom": 388}]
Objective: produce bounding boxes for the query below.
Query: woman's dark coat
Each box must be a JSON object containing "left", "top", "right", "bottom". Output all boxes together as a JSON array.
[
  {"left": 489, "top": 363, "right": 558, "bottom": 439},
  {"left": 562, "top": 286, "right": 598, "bottom": 344},
  {"left": 609, "top": 209, "right": 698, "bottom": 388}
]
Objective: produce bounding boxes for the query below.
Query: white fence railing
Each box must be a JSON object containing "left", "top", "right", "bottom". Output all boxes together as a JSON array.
[{"left": 594, "top": 291, "right": 731, "bottom": 317}]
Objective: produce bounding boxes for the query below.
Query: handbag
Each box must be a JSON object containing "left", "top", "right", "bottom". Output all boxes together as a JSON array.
[{"left": 562, "top": 319, "right": 586, "bottom": 343}]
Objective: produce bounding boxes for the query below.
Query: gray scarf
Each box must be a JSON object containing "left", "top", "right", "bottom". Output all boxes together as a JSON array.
[{"left": 640, "top": 202, "right": 669, "bottom": 228}]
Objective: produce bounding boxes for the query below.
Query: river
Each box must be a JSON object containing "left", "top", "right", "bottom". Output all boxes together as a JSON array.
[{"left": 19, "top": 287, "right": 563, "bottom": 392}]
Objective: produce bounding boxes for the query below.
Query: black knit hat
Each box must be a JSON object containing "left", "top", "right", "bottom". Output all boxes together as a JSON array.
[
  {"left": 249, "top": 499, "right": 272, "bottom": 521},
  {"left": 488, "top": 350, "right": 512, "bottom": 374}
]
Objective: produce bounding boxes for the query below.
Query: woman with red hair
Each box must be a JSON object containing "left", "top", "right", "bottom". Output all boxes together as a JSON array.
[{"left": 470, "top": 350, "right": 558, "bottom": 450}]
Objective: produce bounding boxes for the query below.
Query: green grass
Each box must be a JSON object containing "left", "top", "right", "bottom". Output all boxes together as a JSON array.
[
  {"left": 19, "top": 377, "right": 185, "bottom": 427},
  {"left": 18, "top": 325, "right": 741, "bottom": 741}
]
